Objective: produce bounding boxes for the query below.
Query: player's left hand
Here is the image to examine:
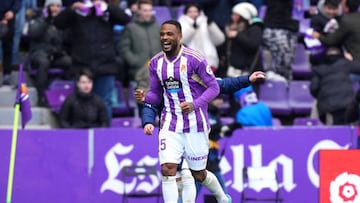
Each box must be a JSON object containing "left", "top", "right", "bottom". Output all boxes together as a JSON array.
[
  {"left": 134, "top": 89, "right": 146, "bottom": 103},
  {"left": 180, "top": 102, "right": 194, "bottom": 114},
  {"left": 249, "top": 71, "right": 266, "bottom": 82}
]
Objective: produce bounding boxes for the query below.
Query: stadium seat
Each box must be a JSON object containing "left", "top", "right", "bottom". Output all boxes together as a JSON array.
[
  {"left": 288, "top": 80, "right": 314, "bottom": 115},
  {"left": 48, "top": 80, "right": 74, "bottom": 90},
  {"left": 293, "top": 117, "right": 323, "bottom": 126},
  {"left": 111, "top": 117, "right": 141, "bottom": 128},
  {"left": 153, "top": 6, "right": 173, "bottom": 24},
  {"left": 112, "top": 81, "right": 134, "bottom": 116},
  {"left": 45, "top": 88, "right": 73, "bottom": 113},
  {"left": 292, "top": 43, "right": 312, "bottom": 79},
  {"left": 258, "top": 81, "right": 292, "bottom": 116},
  {"left": 272, "top": 118, "right": 282, "bottom": 126}
]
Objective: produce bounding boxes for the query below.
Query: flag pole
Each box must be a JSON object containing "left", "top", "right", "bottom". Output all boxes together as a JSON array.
[{"left": 6, "top": 100, "right": 21, "bottom": 203}]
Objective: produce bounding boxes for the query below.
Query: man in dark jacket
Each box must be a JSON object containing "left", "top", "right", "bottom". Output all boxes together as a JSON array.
[
  {"left": 309, "top": 0, "right": 343, "bottom": 66},
  {"left": 29, "top": 0, "right": 72, "bottom": 106},
  {"left": 0, "top": 0, "right": 22, "bottom": 85},
  {"left": 312, "top": 0, "right": 360, "bottom": 61},
  {"left": 310, "top": 59, "right": 360, "bottom": 125},
  {"left": 54, "top": 0, "right": 130, "bottom": 121}
]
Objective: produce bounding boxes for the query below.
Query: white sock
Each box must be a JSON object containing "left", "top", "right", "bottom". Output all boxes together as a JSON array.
[
  {"left": 181, "top": 169, "right": 196, "bottom": 203},
  {"left": 201, "top": 170, "right": 228, "bottom": 203},
  {"left": 162, "top": 176, "right": 178, "bottom": 203}
]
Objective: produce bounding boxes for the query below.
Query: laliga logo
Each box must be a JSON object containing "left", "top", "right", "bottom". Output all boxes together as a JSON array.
[
  {"left": 100, "top": 143, "right": 160, "bottom": 194},
  {"left": 330, "top": 172, "right": 360, "bottom": 203}
]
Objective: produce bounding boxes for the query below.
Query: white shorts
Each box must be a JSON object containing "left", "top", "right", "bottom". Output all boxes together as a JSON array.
[{"left": 158, "top": 129, "right": 209, "bottom": 171}]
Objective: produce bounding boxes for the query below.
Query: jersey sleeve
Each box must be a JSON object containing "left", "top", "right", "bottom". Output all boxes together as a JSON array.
[
  {"left": 192, "top": 59, "right": 220, "bottom": 109},
  {"left": 144, "top": 59, "right": 163, "bottom": 105}
]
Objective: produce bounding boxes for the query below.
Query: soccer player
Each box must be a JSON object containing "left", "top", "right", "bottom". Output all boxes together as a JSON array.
[{"left": 142, "top": 19, "right": 266, "bottom": 203}]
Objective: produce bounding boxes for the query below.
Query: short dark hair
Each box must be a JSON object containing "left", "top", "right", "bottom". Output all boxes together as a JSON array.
[
  {"left": 161, "top": 20, "right": 182, "bottom": 33},
  {"left": 324, "top": 0, "right": 341, "bottom": 8},
  {"left": 76, "top": 69, "right": 94, "bottom": 82},
  {"left": 183, "top": 3, "right": 201, "bottom": 15},
  {"left": 346, "top": 0, "right": 360, "bottom": 12},
  {"left": 137, "top": 0, "right": 153, "bottom": 8}
]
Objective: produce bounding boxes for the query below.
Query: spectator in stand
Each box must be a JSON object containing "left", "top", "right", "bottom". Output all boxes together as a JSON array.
[
  {"left": 54, "top": 0, "right": 130, "bottom": 122},
  {"left": 178, "top": 3, "right": 225, "bottom": 72},
  {"left": 307, "top": 0, "right": 343, "bottom": 66},
  {"left": 262, "top": 0, "right": 299, "bottom": 82},
  {"left": 118, "top": 0, "right": 161, "bottom": 91},
  {"left": 0, "top": 0, "right": 22, "bottom": 85},
  {"left": 224, "top": 2, "right": 263, "bottom": 78},
  {"left": 310, "top": 58, "right": 360, "bottom": 125},
  {"left": 196, "top": 0, "right": 236, "bottom": 32},
  {"left": 59, "top": 68, "right": 109, "bottom": 128},
  {"left": 233, "top": 85, "right": 273, "bottom": 126},
  {"left": 28, "top": 0, "right": 72, "bottom": 106},
  {"left": 312, "top": 0, "right": 360, "bottom": 84}
]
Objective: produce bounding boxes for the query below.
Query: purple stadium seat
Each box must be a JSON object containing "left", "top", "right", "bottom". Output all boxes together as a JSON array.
[
  {"left": 259, "top": 5, "right": 266, "bottom": 19},
  {"left": 292, "top": 43, "right": 312, "bottom": 79},
  {"left": 353, "top": 82, "right": 360, "bottom": 93},
  {"left": 49, "top": 80, "right": 74, "bottom": 90},
  {"left": 220, "top": 117, "right": 234, "bottom": 125},
  {"left": 258, "top": 81, "right": 292, "bottom": 116},
  {"left": 272, "top": 118, "right": 282, "bottom": 126},
  {"left": 153, "top": 6, "right": 172, "bottom": 24},
  {"left": 176, "top": 5, "right": 185, "bottom": 18},
  {"left": 111, "top": 117, "right": 141, "bottom": 128},
  {"left": 289, "top": 80, "right": 315, "bottom": 115},
  {"left": 113, "top": 81, "right": 133, "bottom": 116},
  {"left": 45, "top": 89, "right": 74, "bottom": 113},
  {"left": 293, "top": 117, "right": 323, "bottom": 126}
]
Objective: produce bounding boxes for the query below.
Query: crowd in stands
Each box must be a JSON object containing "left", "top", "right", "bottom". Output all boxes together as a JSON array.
[{"left": 0, "top": 0, "right": 359, "bottom": 128}]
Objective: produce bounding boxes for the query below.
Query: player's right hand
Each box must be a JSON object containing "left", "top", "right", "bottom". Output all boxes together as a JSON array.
[{"left": 144, "top": 124, "right": 154, "bottom": 135}]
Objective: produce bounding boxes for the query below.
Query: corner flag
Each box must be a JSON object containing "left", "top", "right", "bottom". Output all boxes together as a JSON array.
[{"left": 15, "top": 64, "right": 32, "bottom": 129}]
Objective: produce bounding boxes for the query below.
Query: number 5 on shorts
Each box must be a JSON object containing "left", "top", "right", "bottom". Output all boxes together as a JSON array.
[{"left": 160, "top": 138, "right": 166, "bottom": 150}]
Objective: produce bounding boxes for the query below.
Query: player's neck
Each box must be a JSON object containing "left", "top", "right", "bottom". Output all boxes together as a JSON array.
[{"left": 165, "top": 45, "right": 182, "bottom": 59}]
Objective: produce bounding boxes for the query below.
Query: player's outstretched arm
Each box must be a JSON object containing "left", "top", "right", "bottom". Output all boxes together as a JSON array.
[{"left": 217, "top": 71, "right": 265, "bottom": 94}]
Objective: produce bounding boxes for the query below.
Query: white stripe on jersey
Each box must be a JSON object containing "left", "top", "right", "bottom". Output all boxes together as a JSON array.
[
  {"left": 157, "top": 58, "right": 171, "bottom": 131},
  {"left": 179, "top": 56, "right": 197, "bottom": 132},
  {"left": 166, "top": 62, "right": 184, "bottom": 132}
]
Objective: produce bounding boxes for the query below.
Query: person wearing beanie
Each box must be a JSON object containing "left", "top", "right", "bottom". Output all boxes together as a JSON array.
[
  {"left": 28, "top": 0, "right": 71, "bottom": 106},
  {"left": 223, "top": 2, "right": 264, "bottom": 79},
  {"left": 0, "top": 0, "right": 22, "bottom": 85},
  {"left": 45, "top": 0, "right": 63, "bottom": 7},
  {"left": 233, "top": 85, "right": 273, "bottom": 127}
]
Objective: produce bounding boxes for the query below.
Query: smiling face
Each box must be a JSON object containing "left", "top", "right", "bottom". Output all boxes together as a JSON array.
[{"left": 160, "top": 23, "right": 182, "bottom": 57}]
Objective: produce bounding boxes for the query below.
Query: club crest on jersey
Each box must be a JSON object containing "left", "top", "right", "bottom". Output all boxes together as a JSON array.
[
  {"left": 180, "top": 64, "right": 186, "bottom": 72},
  {"left": 206, "top": 65, "right": 213, "bottom": 75},
  {"left": 165, "top": 77, "right": 182, "bottom": 93}
]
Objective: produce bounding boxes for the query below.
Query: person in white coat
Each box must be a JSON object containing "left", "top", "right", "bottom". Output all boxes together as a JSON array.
[{"left": 178, "top": 3, "right": 225, "bottom": 73}]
